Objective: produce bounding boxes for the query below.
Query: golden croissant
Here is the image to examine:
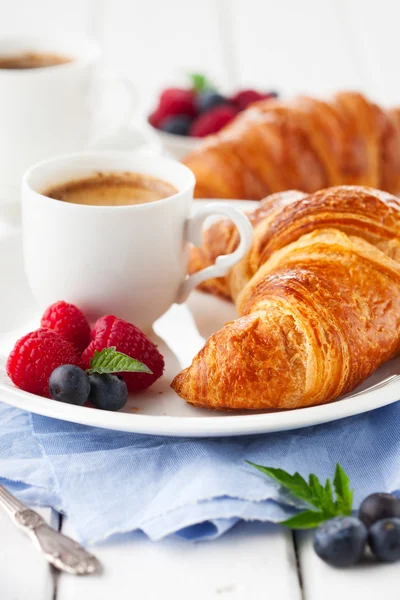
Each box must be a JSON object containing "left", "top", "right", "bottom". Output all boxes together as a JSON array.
[
  {"left": 184, "top": 92, "right": 400, "bottom": 199},
  {"left": 172, "top": 186, "right": 400, "bottom": 411}
]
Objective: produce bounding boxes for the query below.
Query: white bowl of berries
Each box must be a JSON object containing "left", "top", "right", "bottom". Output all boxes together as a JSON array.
[{"left": 146, "top": 74, "right": 278, "bottom": 160}]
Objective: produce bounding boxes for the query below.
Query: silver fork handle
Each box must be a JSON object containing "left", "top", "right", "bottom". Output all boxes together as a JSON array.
[
  {"left": 0, "top": 485, "right": 101, "bottom": 575},
  {"left": 0, "top": 485, "right": 25, "bottom": 514}
]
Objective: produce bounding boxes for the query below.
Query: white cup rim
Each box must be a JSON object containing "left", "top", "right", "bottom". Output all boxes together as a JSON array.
[
  {"left": 22, "top": 151, "right": 197, "bottom": 213},
  {"left": 0, "top": 33, "right": 101, "bottom": 76}
]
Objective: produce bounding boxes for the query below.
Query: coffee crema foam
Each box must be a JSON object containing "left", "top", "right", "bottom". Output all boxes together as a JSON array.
[
  {"left": 44, "top": 172, "right": 178, "bottom": 206},
  {"left": 0, "top": 52, "right": 72, "bottom": 70}
]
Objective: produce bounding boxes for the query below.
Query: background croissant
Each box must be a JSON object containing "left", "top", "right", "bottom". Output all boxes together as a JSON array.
[
  {"left": 172, "top": 186, "right": 400, "bottom": 411},
  {"left": 184, "top": 92, "right": 400, "bottom": 199}
]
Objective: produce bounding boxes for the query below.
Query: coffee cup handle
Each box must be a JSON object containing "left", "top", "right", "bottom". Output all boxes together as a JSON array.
[
  {"left": 87, "top": 72, "right": 138, "bottom": 147},
  {"left": 176, "top": 204, "right": 253, "bottom": 304}
]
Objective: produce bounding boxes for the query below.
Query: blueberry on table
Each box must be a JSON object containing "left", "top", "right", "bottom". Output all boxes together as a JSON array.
[
  {"left": 359, "top": 493, "right": 400, "bottom": 527},
  {"left": 159, "top": 115, "right": 192, "bottom": 136},
  {"left": 369, "top": 518, "right": 400, "bottom": 562},
  {"left": 88, "top": 373, "right": 128, "bottom": 411},
  {"left": 313, "top": 516, "right": 367, "bottom": 567},
  {"left": 195, "top": 91, "right": 228, "bottom": 114},
  {"left": 49, "top": 365, "right": 90, "bottom": 406}
]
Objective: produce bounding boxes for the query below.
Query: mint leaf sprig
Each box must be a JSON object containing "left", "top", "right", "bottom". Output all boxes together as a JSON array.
[
  {"left": 189, "top": 72, "right": 215, "bottom": 93},
  {"left": 86, "top": 347, "right": 152, "bottom": 376},
  {"left": 246, "top": 462, "right": 353, "bottom": 529}
]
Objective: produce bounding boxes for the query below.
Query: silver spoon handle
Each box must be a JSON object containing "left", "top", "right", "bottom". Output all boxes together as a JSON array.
[{"left": 0, "top": 485, "right": 101, "bottom": 575}]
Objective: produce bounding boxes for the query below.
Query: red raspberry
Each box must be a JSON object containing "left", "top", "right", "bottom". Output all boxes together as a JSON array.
[
  {"left": 41, "top": 301, "right": 91, "bottom": 354},
  {"left": 6, "top": 329, "right": 79, "bottom": 398},
  {"left": 82, "top": 315, "right": 164, "bottom": 393},
  {"left": 190, "top": 105, "right": 238, "bottom": 137},
  {"left": 149, "top": 88, "right": 196, "bottom": 129},
  {"left": 230, "top": 89, "right": 277, "bottom": 111},
  {"left": 148, "top": 108, "right": 165, "bottom": 128},
  {"left": 159, "top": 88, "right": 196, "bottom": 115}
]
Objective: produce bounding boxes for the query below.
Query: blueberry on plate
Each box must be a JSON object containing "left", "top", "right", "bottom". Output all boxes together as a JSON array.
[
  {"left": 313, "top": 516, "right": 367, "bottom": 567},
  {"left": 49, "top": 365, "right": 90, "bottom": 406},
  {"left": 159, "top": 115, "right": 192, "bottom": 136},
  {"left": 195, "top": 91, "right": 228, "bottom": 114},
  {"left": 369, "top": 518, "right": 400, "bottom": 562},
  {"left": 359, "top": 493, "right": 400, "bottom": 527},
  {"left": 88, "top": 373, "right": 128, "bottom": 411}
]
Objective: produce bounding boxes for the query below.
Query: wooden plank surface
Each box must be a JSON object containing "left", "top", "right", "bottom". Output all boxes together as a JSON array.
[
  {"left": 57, "top": 520, "right": 302, "bottom": 600},
  {"left": 297, "top": 530, "right": 399, "bottom": 600},
  {"left": 1, "top": 3, "right": 400, "bottom": 600},
  {"left": 0, "top": 506, "right": 56, "bottom": 600}
]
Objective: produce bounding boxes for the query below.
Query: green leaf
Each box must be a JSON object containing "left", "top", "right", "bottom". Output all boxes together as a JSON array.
[
  {"left": 87, "top": 347, "right": 152, "bottom": 376},
  {"left": 189, "top": 72, "right": 214, "bottom": 93},
  {"left": 246, "top": 462, "right": 354, "bottom": 524},
  {"left": 321, "top": 478, "right": 336, "bottom": 518},
  {"left": 279, "top": 510, "right": 327, "bottom": 530},
  {"left": 246, "top": 462, "right": 318, "bottom": 507},
  {"left": 308, "top": 473, "right": 325, "bottom": 508},
  {"left": 333, "top": 463, "right": 353, "bottom": 515}
]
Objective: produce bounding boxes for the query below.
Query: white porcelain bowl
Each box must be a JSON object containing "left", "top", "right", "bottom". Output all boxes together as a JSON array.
[{"left": 143, "top": 119, "right": 200, "bottom": 160}]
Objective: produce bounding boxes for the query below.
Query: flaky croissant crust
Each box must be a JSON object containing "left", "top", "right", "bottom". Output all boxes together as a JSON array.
[
  {"left": 184, "top": 92, "right": 400, "bottom": 200},
  {"left": 173, "top": 186, "right": 400, "bottom": 411}
]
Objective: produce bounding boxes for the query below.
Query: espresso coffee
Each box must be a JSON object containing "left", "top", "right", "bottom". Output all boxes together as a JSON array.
[
  {"left": 0, "top": 52, "right": 72, "bottom": 70},
  {"left": 44, "top": 172, "right": 178, "bottom": 206}
]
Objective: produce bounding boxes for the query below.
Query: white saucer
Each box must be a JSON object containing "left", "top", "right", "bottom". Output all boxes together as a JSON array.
[{"left": 0, "top": 200, "right": 399, "bottom": 437}]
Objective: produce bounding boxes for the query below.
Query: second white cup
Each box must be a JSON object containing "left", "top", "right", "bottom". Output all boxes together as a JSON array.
[{"left": 0, "top": 33, "right": 136, "bottom": 200}]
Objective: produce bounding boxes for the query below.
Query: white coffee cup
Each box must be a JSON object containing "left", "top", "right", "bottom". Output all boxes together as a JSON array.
[
  {"left": 0, "top": 34, "right": 136, "bottom": 201},
  {"left": 22, "top": 152, "right": 253, "bottom": 330}
]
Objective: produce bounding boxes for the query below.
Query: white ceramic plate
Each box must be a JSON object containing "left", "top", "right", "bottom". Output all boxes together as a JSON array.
[{"left": 0, "top": 200, "right": 399, "bottom": 437}]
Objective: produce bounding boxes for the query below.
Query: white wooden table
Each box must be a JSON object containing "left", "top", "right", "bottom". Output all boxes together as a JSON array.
[{"left": 1, "top": 506, "right": 399, "bottom": 599}]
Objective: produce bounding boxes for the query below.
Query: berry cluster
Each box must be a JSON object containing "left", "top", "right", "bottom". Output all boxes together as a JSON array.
[
  {"left": 149, "top": 74, "right": 277, "bottom": 138},
  {"left": 6, "top": 301, "right": 164, "bottom": 411},
  {"left": 314, "top": 493, "right": 400, "bottom": 566}
]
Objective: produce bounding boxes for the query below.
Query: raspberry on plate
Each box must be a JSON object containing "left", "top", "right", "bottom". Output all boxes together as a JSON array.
[
  {"left": 82, "top": 315, "right": 164, "bottom": 393},
  {"left": 190, "top": 105, "right": 238, "bottom": 137},
  {"left": 41, "top": 301, "right": 91, "bottom": 354},
  {"left": 6, "top": 328, "right": 79, "bottom": 398}
]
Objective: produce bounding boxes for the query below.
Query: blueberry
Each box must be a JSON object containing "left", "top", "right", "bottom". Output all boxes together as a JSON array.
[
  {"left": 159, "top": 115, "right": 192, "bottom": 136},
  {"left": 88, "top": 373, "right": 128, "bottom": 411},
  {"left": 49, "top": 365, "right": 90, "bottom": 406},
  {"left": 369, "top": 518, "right": 400, "bottom": 562},
  {"left": 313, "top": 517, "right": 367, "bottom": 567},
  {"left": 195, "top": 91, "right": 228, "bottom": 114},
  {"left": 359, "top": 493, "right": 400, "bottom": 528}
]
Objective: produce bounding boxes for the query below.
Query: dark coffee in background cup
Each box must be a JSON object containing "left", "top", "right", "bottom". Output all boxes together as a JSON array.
[
  {"left": 0, "top": 52, "right": 72, "bottom": 70},
  {"left": 44, "top": 172, "right": 178, "bottom": 206}
]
